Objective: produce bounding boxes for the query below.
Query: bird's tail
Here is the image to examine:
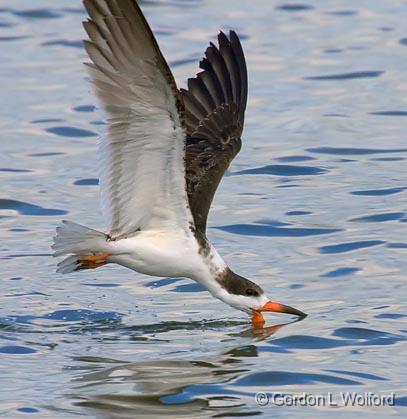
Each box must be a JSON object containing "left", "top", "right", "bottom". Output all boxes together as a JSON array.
[{"left": 52, "top": 220, "right": 110, "bottom": 274}]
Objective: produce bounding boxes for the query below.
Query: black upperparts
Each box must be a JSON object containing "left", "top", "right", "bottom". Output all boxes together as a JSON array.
[{"left": 216, "top": 267, "right": 264, "bottom": 297}]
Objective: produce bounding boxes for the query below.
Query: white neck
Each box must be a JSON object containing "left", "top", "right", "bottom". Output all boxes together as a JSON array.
[
  {"left": 188, "top": 242, "right": 227, "bottom": 292},
  {"left": 187, "top": 242, "right": 267, "bottom": 313}
]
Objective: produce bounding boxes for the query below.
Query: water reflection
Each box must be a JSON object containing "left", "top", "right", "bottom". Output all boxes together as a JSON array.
[
  {"left": 62, "top": 317, "right": 406, "bottom": 417},
  {"left": 68, "top": 320, "right": 301, "bottom": 417}
]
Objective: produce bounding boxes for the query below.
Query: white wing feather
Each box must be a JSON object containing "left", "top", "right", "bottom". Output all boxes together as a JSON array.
[{"left": 83, "top": 0, "right": 192, "bottom": 237}]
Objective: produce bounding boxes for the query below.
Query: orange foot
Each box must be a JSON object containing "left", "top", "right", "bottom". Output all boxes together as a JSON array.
[{"left": 77, "top": 252, "right": 111, "bottom": 270}]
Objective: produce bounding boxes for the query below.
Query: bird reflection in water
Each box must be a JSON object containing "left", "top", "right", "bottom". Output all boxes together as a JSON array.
[
  {"left": 234, "top": 317, "right": 305, "bottom": 339},
  {"left": 64, "top": 317, "right": 304, "bottom": 416}
]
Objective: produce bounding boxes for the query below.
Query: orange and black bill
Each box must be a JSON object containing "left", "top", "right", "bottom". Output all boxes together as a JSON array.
[{"left": 260, "top": 301, "right": 307, "bottom": 317}]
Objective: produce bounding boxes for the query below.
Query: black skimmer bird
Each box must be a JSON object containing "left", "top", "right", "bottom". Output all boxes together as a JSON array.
[{"left": 53, "top": 0, "right": 306, "bottom": 328}]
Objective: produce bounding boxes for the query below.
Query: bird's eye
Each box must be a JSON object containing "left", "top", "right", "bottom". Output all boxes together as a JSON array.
[{"left": 245, "top": 288, "right": 258, "bottom": 297}]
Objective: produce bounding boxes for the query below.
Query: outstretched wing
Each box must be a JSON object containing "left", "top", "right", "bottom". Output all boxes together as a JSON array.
[
  {"left": 83, "top": 0, "right": 192, "bottom": 238},
  {"left": 180, "top": 31, "right": 248, "bottom": 233}
]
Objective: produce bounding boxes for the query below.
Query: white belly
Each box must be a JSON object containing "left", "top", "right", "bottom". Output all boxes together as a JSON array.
[{"left": 107, "top": 227, "right": 204, "bottom": 278}]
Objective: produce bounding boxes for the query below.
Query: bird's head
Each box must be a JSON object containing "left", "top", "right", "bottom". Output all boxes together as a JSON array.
[{"left": 215, "top": 269, "right": 306, "bottom": 327}]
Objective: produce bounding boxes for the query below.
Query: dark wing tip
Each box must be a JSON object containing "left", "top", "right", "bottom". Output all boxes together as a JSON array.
[
  {"left": 227, "top": 30, "right": 248, "bottom": 117},
  {"left": 183, "top": 28, "right": 249, "bottom": 233},
  {"left": 217, "top": 30, "right": 228, "bottom": 41},
  {"left": 183, "top": 27, "right": 248, "bottom": 139},
  {"left": 228, "top": 30, "right": 239, "bottom": 42},
  {"left": 217, "top": 32, "right": 231, "bottom": 55},
  {"left": 217, "top": 29, "right": 243, "bottom": 46}
]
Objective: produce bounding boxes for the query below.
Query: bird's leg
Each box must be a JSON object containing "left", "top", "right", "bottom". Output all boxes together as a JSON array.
[{"left": 76, "top": 253, "right": 111, "bottom": 270}]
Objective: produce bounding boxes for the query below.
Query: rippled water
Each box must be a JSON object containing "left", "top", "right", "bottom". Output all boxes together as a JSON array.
[{"left": 1, "top": 0, "right": 406, "bottom": 417}]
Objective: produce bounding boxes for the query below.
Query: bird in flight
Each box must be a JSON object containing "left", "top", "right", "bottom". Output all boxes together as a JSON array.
[{"left": 53, "top": 0, "right": 306, "bottom": 328}]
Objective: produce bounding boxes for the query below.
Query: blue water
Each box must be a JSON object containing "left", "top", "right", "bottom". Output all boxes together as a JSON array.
[{"left": 1, "top": 0, "right": 406, "bottom": 417}]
